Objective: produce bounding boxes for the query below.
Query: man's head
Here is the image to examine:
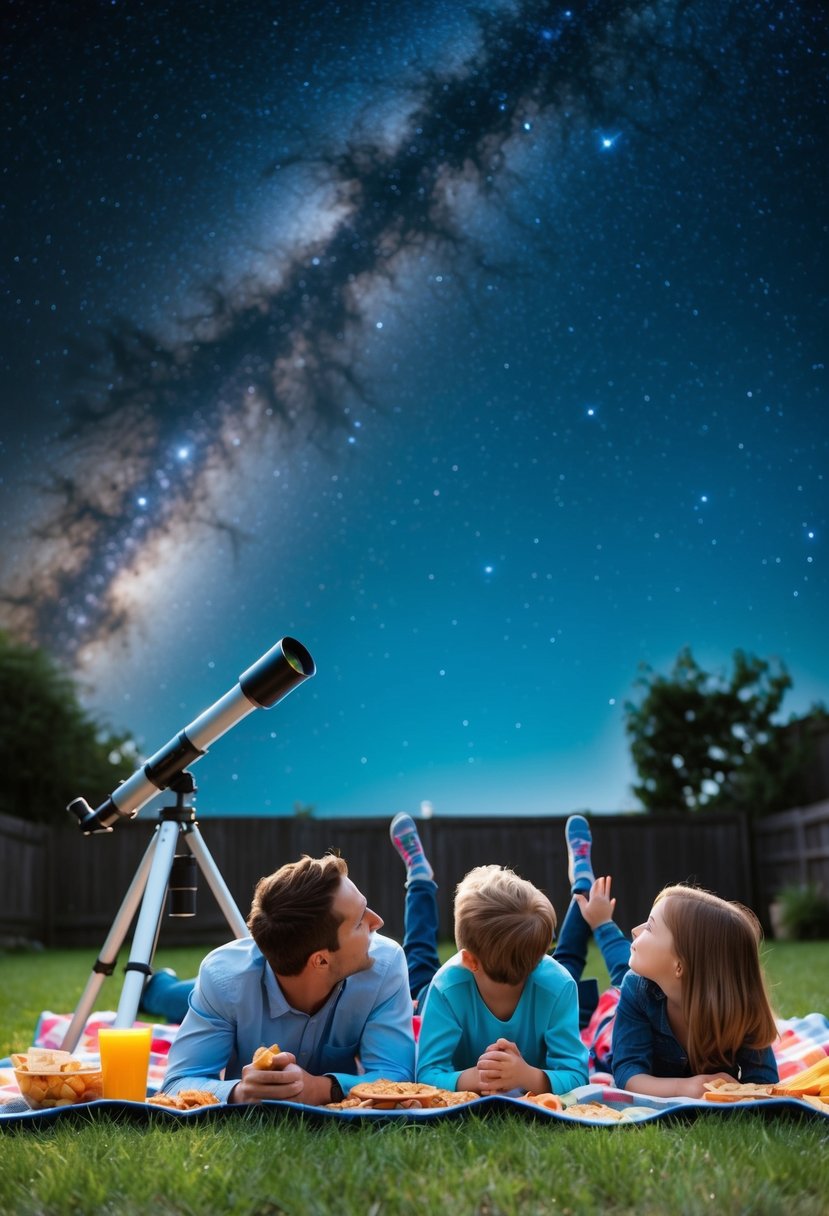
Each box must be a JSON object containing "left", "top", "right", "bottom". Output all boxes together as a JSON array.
[
  {"left": 454, "top": 864, "right": 556, "bottom": 986},
  {"left": 247, "top": 853, "right": 382, "bottom": 978}
]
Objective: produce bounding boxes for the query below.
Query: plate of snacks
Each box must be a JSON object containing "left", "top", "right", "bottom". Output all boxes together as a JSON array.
[
  {"left": 11, "top": 1048, "right": 103, "bottom": 1110},
  {"left": 344, "top": 1079, "right": 480, "bottom": 1111}
]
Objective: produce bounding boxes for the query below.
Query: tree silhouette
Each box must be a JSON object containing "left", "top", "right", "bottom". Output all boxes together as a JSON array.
[
  {"left": 625, "top": 647, "right": 828, "bottom": 815},
  {"left": 0, "top": 631, "right": 138, "bottom": 824}
]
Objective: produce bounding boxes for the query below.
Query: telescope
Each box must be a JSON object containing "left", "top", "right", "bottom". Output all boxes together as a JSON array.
[
  {"left": 61, "top": 636, "right": 316, "bottom": 1050},
  {"left": 68, "top": 637, "right": 316, "bottom": 834}
]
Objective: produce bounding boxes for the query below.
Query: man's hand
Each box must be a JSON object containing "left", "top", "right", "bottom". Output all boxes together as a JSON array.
[
  {"left": 574, "top": 875, "right": 616, "bottom": 930},
  {"left": 229, "top": 1050, "right": 305, "bottom": 1104},
  {"left": 228, "top": 1051, "right": 338, "bottom": 1106}
]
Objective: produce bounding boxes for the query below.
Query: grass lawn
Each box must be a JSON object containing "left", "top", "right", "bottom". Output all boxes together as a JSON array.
[{"left": 1, "top": 941, "right": 828, "bottom": 1216}]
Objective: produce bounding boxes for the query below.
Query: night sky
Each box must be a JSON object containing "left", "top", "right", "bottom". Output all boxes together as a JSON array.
[{"left": 2, "top": 0, "right": 827, "bottom": 822}]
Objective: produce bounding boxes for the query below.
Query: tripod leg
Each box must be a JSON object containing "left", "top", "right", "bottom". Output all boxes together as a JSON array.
[
  {"left": 185, "top": 826, "right": 248, "bottom": 938},
  {"left": 60, "top": 832, "right": 160, "bottom": 1052},
  {"left": 114, "top": 819, "right": 181, "bottom": 1027}
]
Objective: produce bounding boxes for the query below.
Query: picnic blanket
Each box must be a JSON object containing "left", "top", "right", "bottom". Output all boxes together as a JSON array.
[{"left": 2, "top": 1009, "right": 828, "bottom": 1126}]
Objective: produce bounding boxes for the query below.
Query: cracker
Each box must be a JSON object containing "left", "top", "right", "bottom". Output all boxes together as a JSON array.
[
  {"left": 147, "top": 1089, "right": 219, "bottom": 1110},
  {"left": 251, "top": 1043, "right": 282, "bottom": 1070},
  {"left": 703, "top": 1080, "right": 776, "bottom": 1102}
]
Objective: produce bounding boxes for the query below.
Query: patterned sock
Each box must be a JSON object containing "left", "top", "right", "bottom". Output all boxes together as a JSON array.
[
  {"left": 390, "top": 813, "right": 433, "bottom": 883},
  {"left": 565, "top": 814, "right": 594, "bottom": 894}
]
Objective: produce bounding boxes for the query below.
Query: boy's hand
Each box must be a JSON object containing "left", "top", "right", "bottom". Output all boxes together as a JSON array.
[
  {"left": 574, "top": 875, "right": 616, "bottom": 929},
  {"left": 476, "top": 1038, "right": 528, "bottom": 1094}
]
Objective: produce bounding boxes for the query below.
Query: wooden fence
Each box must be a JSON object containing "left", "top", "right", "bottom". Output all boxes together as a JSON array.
[
  {"left": 0, "top": 807, "right": 791, "bottom": 950},
  {"left": 753, "top": 799, "right": 829, "bottom": 913}
]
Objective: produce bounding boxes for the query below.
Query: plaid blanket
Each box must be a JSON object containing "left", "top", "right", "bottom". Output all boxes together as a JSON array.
[{"left": 2, "top": 1007, "right": 828, "bottom": 1105}]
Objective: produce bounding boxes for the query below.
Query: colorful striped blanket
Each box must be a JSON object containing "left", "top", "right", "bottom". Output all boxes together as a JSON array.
[{"left": 2, "top": 1007, "right": 828, "bottom": 1105}]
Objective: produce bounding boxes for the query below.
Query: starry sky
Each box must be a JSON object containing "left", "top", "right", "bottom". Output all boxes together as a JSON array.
[{"left": 1, "top": 0, "right": 827, "bottom": 822}]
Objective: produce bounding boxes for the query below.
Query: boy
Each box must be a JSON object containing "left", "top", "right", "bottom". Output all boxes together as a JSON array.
[{"left": 415, "top": 863, "right": 589, "bottom": 1095}]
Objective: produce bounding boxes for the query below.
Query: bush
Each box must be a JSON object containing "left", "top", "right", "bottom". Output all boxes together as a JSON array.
[{"left": 774, "top": 883, "right": 829, "bottom": 940}]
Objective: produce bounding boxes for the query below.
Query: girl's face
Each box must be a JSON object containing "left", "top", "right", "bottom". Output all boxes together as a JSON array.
[{"left": 629, "top": 899, "right": 680, "bottom": 985}]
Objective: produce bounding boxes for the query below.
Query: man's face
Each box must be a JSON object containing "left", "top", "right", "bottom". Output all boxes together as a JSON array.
[{"left": 327, "top": 877, "right": 384, "bottom": 983}]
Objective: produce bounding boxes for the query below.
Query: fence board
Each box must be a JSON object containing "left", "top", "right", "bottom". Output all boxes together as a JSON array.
[{"left": 753, "top": 800, "right": 829, "bottom": 913}]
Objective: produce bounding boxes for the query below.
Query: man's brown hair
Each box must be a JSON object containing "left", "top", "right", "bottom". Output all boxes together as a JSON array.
[
  {"left": 247, "top": 854, "right": 348, "bottom": 975},
  {"left": 454, "top": 864, "right": 556, "bottom": 985}
]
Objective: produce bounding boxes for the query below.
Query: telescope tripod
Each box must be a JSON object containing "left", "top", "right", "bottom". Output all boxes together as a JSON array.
[{"left": 61, "top": 776, "right": 248, "bottom": 1053}]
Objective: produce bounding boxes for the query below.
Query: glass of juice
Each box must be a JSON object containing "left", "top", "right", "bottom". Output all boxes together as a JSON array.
[{"left": 98, "top": 1027, "right": 152, "bottom": 1102}]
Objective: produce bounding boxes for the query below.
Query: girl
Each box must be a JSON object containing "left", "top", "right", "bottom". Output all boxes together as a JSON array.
[
  {"left": 556, "top": 816, "right": 779, "bottom": 1098},
  {"left": 610, "top": 883, "right": 779, "bottom": 1097}
]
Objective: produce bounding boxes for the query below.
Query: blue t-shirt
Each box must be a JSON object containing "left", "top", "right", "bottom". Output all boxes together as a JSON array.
[
  {"left": 610, "top": 970, "right": 779, "bottom": 1089},
  {"left": 416, "top": 952, "right": 589, "bottom": 1093}
]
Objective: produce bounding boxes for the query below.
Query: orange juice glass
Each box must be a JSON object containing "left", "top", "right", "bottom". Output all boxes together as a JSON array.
[{"left": 98, "top": 1027, "right": 152, "bottom": 1101}]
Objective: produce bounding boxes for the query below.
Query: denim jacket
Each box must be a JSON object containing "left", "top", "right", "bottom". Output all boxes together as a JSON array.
[{"left": 610, "top": 970, "right": 778, "bottom": 1089}]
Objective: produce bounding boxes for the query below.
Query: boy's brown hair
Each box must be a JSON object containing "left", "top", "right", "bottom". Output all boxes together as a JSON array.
[
  {"left": 247, "top": 853, "right": 348, "bottom": 976},
  {"left": 454, "top": 865, "right": 556, "bottom": 985}
]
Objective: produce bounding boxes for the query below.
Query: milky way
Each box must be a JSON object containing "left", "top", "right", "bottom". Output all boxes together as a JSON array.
[
  {"left": 4, "top": 0, "right": 755, "bottom": 654},
  {"left": 1, "top": 0, "right": 826, "bottom": 818}
]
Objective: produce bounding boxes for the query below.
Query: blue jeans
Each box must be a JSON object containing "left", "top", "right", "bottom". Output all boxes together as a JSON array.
[
  {"left": 403, "top": 878, "right": 441, "bottom": 1007},
  {"left": 141, "top": 970, "right": 196, "bottom": 1023},
  {"left": 142, "top": 878, "right": 443, "bottom": 1022},
  {"left": 553, "top": 898, "right": 630, "bottom": 1029}
]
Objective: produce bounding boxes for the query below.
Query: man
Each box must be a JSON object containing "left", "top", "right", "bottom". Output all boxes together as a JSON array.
[{"left": 160, "top": 853, "right": 415, "bottom": 1105}]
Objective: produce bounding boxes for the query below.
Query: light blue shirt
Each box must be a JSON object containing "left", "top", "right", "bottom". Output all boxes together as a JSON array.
[
  {"left": 162, "top": 934, "right": 415, "bottom": 1102},
  {"left": 415, "top": 952, "right": 589, "bottom": 1094}
]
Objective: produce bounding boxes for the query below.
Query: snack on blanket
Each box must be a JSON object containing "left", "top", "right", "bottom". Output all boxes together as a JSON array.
[
  {"left": 12, "top": 1050, "right": 103, "bottom": 1110},
  {"left": 559, "top": 1101, "right": 628, "bottom": 1121},
  {"left": 703, "top": 1079, "right": 777, "bottom": 1102},
  {"left": 521, "top": 1092, "right": 564, "bottom": 1111},
  {"left": 252, "top": 1043, "right": 283, "bottom": 1070},
  {"left": 348, "top": 1080, "right": 441, "bottom": 1109},
  {"left": 429, "top": 1090, "right": 480, "bottom": 1107},
  {"left": 773, "top": 1056, "right": 829, "bottom": 1097},
  {"left": 147, "top": 1089, "right": 220, "bottom": 1110}
]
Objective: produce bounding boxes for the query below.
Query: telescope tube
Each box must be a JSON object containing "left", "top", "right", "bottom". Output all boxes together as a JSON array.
[{"left": 68, "top": 638, "right": 315, "bottom": 834}]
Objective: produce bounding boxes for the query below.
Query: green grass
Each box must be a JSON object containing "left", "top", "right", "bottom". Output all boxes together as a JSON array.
[{"left": 1, "top": 941, "right": 828, "bottom": 1216}]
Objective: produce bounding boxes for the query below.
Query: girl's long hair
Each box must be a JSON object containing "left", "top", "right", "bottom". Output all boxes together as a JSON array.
[{"left": 656, "top": 885, "right": 777, "bottom": 1074}]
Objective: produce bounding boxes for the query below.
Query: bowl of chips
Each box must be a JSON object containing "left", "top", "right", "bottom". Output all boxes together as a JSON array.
[{"left": 11, "top": 1048, "right": 104, "bottom": 1110}]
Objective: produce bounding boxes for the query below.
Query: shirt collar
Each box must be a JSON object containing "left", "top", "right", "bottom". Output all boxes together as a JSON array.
[{"left": 264, "top": 966, "right": 346, "bottom": 1019}]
